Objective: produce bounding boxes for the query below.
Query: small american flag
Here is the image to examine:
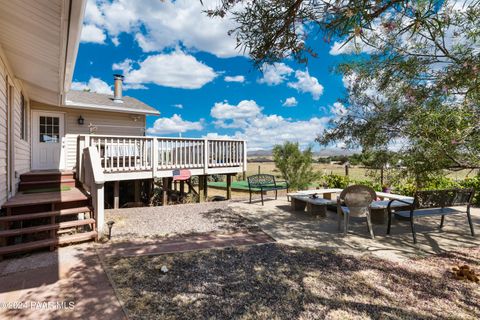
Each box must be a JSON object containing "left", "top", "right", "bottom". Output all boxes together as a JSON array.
[{"left": 172, "top": 169, "right": 191, "bottom": 181}]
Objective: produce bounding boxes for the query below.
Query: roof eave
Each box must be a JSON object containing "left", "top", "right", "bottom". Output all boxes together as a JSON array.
[
  {"left": 61, "top": 0, "right": 88, "bottom": 104},
  {"left": 64, "top": 100, "right": 161, "bottom": 115}
]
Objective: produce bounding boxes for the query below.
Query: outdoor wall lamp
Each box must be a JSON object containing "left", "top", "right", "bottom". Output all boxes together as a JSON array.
[
  {"left": 107, "top": 220, "right": 115, "bottom": 240},
  {"left": 77, "top": 115, "right": 84, "bottom": 125}
]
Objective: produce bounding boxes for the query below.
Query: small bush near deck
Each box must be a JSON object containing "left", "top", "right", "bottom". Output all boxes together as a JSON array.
[{"left": 272, "top": 142, "right": 319, "bottom": 190}]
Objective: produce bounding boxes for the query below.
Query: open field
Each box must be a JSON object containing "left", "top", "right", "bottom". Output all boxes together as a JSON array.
[{"left": 245, "top": 161, "right": 478, "bottom": 183}]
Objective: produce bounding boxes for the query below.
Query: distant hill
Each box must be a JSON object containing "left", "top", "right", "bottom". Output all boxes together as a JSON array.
[
  {"left": 247, "top": 150, "right": 273, "bottom": 157},
  {"left": 248, "top": 148, "right": 356, "bottom": 157}
]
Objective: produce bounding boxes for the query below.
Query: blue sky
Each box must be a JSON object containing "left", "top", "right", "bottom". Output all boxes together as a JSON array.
[{"left": 72, "top": 0, "right": 352, "bottom": 150}]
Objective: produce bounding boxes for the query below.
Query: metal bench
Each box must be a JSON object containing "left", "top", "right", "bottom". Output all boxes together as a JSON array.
[
  {"left": 387, "top": 188, "right": 475, "bottom": 243},
  {"left": 247, "top": 174, "right": 289, "bottom": 205}
]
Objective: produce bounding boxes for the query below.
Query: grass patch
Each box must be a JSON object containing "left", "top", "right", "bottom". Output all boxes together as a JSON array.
[{"left": 22, "top": 186, "right": 71, "bottom": 194}]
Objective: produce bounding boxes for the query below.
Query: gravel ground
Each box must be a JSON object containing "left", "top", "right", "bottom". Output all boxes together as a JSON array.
[
  {"left": 105, "top": 202, "right": 257, "bottom": 239},
  {"left": 105, "top": 244, "right": 480, "bottom": 320}
]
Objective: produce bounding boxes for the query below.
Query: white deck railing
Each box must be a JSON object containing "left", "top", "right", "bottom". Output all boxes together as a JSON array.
[{"left": 77, "top": 135, "right": 247, "bottom": 181}]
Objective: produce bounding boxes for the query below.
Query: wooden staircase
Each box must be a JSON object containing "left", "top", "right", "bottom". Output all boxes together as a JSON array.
[
  {"left": 18, "top": 170, "right": 76, "bottom": 191},
  {"left": 0, "top": 171, "right": 97, "bottom": 258}
]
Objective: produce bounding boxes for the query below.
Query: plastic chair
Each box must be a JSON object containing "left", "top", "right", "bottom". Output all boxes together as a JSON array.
[{"left": 337, "top": 185, "right": 376, "bottom": 239}]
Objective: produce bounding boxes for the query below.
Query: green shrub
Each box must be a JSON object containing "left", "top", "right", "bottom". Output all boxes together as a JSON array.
[
  {"left": 273, "top": 142, "right": 320, "bottom": 190},
  {"left": 321, "top": 173, "right": 480, "bottom": 206},
  {"left": 459, "top": 176, "right": 480, "bottom": 206},
  {"left": 322, "top": 174, "right": 350, "bottom": 189},
  {"left": 354, "top": 179, "right": 382, "bottom": 191},
  {"left": 322, "top": 174, "right": 382, "bottom": 191}
]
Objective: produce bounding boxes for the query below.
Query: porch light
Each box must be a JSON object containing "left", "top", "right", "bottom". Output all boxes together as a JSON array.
[
  {"left": 77, "top": 115, "right": 84, "bottom": 125},
  {"left": 106, "top": 220, "right": 115, "bottom": 240}
]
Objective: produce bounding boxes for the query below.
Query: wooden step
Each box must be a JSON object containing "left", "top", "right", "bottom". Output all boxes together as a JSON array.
[
  {"left": 0, "top": 219, "right": 96, "bottom": 237},
  {"left": 20, "top": 171, "right": 74, "bottom": 182},
  {"left": 0, "top": 231, "right": 98, "bottom": 255},
  {"left": 18, "top": 179, "right": 76, "bottom": 191},
  {"left": 2, "top": 188, "right": 89, "bottom": 209},
  {"left": 0, "top": 206, "right": 93, "bottom": 222}
]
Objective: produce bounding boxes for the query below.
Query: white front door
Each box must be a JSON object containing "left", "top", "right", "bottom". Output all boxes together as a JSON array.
[{"left": 32, "top": 111, "right": 65, "bottom": 170}]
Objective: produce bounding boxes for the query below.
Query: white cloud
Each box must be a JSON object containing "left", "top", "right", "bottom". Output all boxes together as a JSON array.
[
  {"left": 239, "top": 115, "right": 329, "bottom": 150},
  {"left": 123, "top": 83, "right": 148, "bottom": 90},
  {"left": 329, "top": 40, "right": 377, "bottom": 55},
  {"left": 80, "top": 24, "right": 106, "bottom": 44},
  {"left": 287, "top": 70, "right": 324, "bottom": 100},
  {"left": 282, "top": 97, "right": 298, "bottom": 107},
  {"left": 71, "top": 77, "right": 113, "bottom": 95},
  {"left": 203, "top": 132, "right": 233, "bottom": 140},
  {"left": 113, "top": 51, "right": 218, "bottom": 89},
  {"left": 211, "top": 100, "right": 262, "bottom": 128},
  {"left": 258, "top": 63, "right": 294, "bottom": 85},
  {"left": 330, "top": 102, "right": 347, "bottom": 118},
  {"left": 224, "top": 75, "right": 245, "bottom": 83},
  {"left": 146, "top": 114, "right": 203, "bottom": 134},
  {"left": 83, "top": 0, "right": 241, "bottom": 57},
  {"left": 173, "top": 104, "right": 183, "bottom": 109},
  {"left": 112, "top": 59, "right": 133, "bottom": 75},
  {"left": 209, "top": 99, "right": 329, "bottom": 150}
]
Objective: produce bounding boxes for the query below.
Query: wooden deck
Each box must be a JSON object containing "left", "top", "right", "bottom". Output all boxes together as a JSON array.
[
  {"left": 2, "top": 188, "right": 89, "bottom": 208},
  {"left": 77, "top": 134, "right": 247, "bottom": 182}
]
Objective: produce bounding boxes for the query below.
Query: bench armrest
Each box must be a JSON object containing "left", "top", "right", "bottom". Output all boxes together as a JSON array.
[
  {"left": 387, "top": 198, "right": 413, "bottom": 211},
  {"left": 275, "top": 180, "right": 289, "bottom": 187}
]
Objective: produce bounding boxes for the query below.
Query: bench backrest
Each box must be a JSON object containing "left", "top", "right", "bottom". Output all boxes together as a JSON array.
[
  {"left": 413, "top": 188, "right": 474, "bottom": 209},
  {"left": 247, "top": 174, "right": 276, "bottom": 187}
]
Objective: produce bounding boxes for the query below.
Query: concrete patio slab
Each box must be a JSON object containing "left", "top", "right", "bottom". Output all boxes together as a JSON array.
[
  {"left": 0, "top": 243, "right": 126, "bottom": 320},
  {"left": 229, "top": 198, "right": 480, "bottom": 262}
]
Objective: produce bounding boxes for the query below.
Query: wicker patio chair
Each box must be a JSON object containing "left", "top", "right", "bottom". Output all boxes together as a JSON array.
[{"left": 337, "top": 185, "right": 377, "bottom": 239}]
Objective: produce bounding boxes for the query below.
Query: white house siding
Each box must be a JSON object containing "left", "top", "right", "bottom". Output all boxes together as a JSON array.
[
  {"left": 0, "top": 56, "right": 7, "bottom": 205},
  {"left": 31, "top": 101, "right": 146, "bottom": 170},
  {"left": 13, "top": 82, "right": 30, "bottom": 187},
  {"left": 0, "top": 50, "right": 30, "bottom": 205}
]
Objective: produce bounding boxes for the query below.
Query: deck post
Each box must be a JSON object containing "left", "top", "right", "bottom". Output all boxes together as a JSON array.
[
  {"left": 226, "top": 174, "right": 232, "bottom": 200},
  {"left": 203, "top": 175, "right": 208, "bottom": 200},
  {"left": 198, "top": 175, "right": 205, "bottom": 202},
  {"left": 243, "top": 140, "right": 248, "bottom": 174},
  {"left": 92, "top": 183, "right": 105, "bottom": 236},
  {"left": 180, "top": 180, "right": 185, "bottom": 195},
  {"left": 134, "top": 180, "right": 141, "bottom": 203},
  {"left": 162, "top": 178, "right": 168, "bottom": 206},
  {"left": 113, "top": 181, "right": 120, "bottom": 209}
]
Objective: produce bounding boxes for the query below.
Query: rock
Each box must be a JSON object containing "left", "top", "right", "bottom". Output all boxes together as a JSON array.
[{"left": 161, "top": 265, "right": 169, "bottom": 273}]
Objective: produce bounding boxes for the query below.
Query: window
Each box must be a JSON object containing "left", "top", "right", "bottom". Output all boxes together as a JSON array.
[
  {"left": 20, "top": 94, "right": 27, "bottom": 140},
  {"left": 39, "top": 116, "right": 60, "bottom": 143}
]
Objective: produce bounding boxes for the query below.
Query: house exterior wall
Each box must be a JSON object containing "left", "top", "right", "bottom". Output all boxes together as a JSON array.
[
  {"left": 0, "top": 48, "right": 31, "bottom": 205},
  {"left": 0, "top": 53, "right": 7, "bottom": 205},
  {"left": 31, "top": 101, "right": 146, "bottom": 170}
]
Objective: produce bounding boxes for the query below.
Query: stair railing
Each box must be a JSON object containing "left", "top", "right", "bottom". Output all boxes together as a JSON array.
[{"left": 82, "top": 146, "right": 105, "bottom": 236}]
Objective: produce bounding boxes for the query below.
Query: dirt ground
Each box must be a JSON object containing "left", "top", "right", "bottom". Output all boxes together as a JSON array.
[{"left": 105, "top": 243, "right": 480, "bottom": 320}]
